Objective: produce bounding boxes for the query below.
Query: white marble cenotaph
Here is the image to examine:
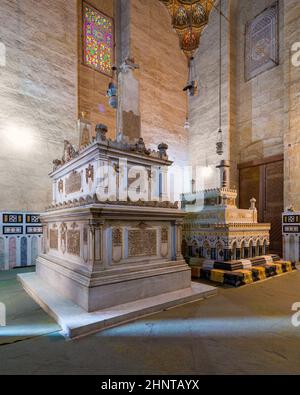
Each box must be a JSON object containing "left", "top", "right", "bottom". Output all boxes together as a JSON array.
[{"left": 18, "top": 125, "right": 216, "bottom": 338}]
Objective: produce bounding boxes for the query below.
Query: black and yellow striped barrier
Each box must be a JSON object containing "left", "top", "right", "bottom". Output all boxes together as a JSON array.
[{"left": 191, "top": 260, "right": 297, "bottom": 287}]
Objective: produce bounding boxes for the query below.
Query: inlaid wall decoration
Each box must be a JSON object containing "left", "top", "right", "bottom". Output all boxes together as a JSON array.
[
  {"left": 3, "top": 214, "right": 23, "bottom": 223},
  {"left": 0, "top": 212, "right": 42, "bottom": 269},
  {"left": 83, "top": 2, "right": 114, "bottom": 76},
  {"left": 26, "top": 214, "right": 40, "bottom": 223},
  {"left": 26, "top": 226, "right": 43, "bottom": 235},
  {"left": 245, "top": 2, "right": 279, "bottom": 81},
  {"left": 3, "top": 226, "right": 23, "bottom": 235},
  {"left": 128, "top": 229, "right": 157, "bottom": 257}
]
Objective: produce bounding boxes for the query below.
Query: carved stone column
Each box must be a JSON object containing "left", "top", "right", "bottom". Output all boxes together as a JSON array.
[
  {"left": 160, "top": 166, "right": 169, "bottom": 202},
  {"left": 42, "top": 224, "right": 48, "bottom": 254},
  {"left": 88, "top": 220, "right": 104, "bottom": 270},
  {"left": 175, "top": 220, "right": 184, "bottom": 260}
]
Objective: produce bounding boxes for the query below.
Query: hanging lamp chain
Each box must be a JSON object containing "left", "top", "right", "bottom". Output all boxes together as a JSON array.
[{"left": 216, "top": 0, "right": 224, "bottom": 156}]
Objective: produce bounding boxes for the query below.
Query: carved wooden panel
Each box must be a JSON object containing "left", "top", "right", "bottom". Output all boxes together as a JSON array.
[
  {"left": 128, "top": 229, "right": 157, "bottom": 257},
  {"left": 67, "top": 230, "right": 80, "bottom": 256},
  {"left": 264, "top": 161, "right": 283, "bottom": 256}
]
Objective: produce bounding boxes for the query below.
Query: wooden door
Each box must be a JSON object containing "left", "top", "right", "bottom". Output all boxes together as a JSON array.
[{"left": 239, "top": 156, "right": 284, "bottom": 256}]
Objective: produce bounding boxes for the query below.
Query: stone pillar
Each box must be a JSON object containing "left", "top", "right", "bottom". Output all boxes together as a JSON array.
[
  {"left": 160, "top": 166, "right": 169, "bottom": 202},
  {"left": 174, "top": 220, "right": 184, "bottom": 261},
  {"left": 88, "top": 220, "right": 104, "bottom": 270},
  {"left": 116, "top": 61, "right": 141, "bottom": 142},
  {"left": 52, "top": 180, "right": 56, "bottom": 205},
  {"left": 216, "top": 160, "right": 231, "bottom": 188}
]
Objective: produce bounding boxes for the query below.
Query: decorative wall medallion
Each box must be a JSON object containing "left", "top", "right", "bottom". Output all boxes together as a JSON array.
[
  {"left": 65, "top": 171, "right": 82, "bottom": 195},
  {"left": 67, "top": 230, "right": 80, "bottom": 256},
  {"left": 112, "top": 228, "right": 122, "bottom": 246},
  {"left": 245, "top": 2, "right": 279, "bottom": 81},
  {"left": 50, "top": 229, "right": 58, "bottom": 250},
  {"left": 60, "top": 223, "right": 67, "bottom": 254},
  {"left": 128, "top": 229, "right": 157, "bottom": 257},
  {"left": 85, "top": 164, "right": 94, "bottom": 184},
  {"left": 58, "top": 179, "right": 64, "bottom": 194}
]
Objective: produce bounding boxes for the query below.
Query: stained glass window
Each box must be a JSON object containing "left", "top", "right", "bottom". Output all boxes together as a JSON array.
[{"left": 83, "top": 2, "right": 114, "bottom": 76}]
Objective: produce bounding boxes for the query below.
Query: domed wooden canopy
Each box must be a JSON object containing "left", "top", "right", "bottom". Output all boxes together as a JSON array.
[{"left": 160, "top": 0, "right": 214, "bottom": 58}]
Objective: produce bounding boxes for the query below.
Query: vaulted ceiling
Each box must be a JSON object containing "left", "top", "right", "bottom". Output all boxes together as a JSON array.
[{"left": 160, "top": 0, "right": 214, "bottom": 58}]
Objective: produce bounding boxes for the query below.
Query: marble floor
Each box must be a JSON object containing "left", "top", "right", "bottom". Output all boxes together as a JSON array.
[{"left": 1, "top": 268, "right": 300, "bottom": 375}]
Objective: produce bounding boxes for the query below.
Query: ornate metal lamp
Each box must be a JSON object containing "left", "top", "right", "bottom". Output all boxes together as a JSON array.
[
  {"left": 160, "top": 0, "right": 214, "bottom": 59},
  {"left": 160, "top": 1, "right": 214, "bottom": 130}
]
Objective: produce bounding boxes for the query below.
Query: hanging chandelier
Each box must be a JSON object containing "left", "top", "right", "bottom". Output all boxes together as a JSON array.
[{"left": 160, "top": 0, "right": 214, "bottom": 59}]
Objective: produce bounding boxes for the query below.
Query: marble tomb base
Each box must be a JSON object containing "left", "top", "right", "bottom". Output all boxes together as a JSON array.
[{"left": 18, "top": 271, "right": 216, "bottom": 339}]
